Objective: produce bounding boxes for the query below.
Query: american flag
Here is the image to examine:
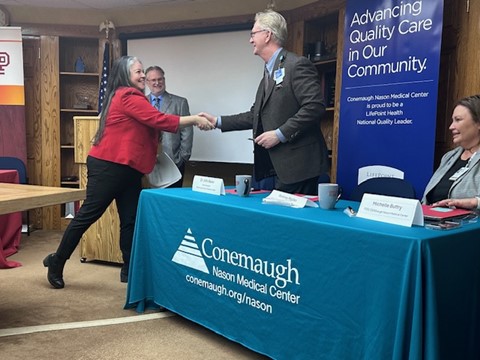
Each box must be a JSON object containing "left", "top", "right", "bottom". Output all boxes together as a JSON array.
[{"left": 98, "top": 42, "right": 110, "bottom": 114}]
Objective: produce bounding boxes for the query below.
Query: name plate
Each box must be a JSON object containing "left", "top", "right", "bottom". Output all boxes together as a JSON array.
[
  {"left": 357, "top": 193, "right": 423, "bottom": 227},
  {"left": 262, "top": 190, "right": 318, "bottom": 208},
  {"left": 192, "top": 175, "right": 225, "bottom": 196}
]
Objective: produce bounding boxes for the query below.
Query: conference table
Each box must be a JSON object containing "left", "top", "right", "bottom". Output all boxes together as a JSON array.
[
  {"left": 125, "top": 188, "right": 480, "bottom": 360},
  {"left": 0, "top": 182, "right": 85, "bottom": 216},
  {"left": 0, "top": 182, "right": 85, "bottom": 268}
]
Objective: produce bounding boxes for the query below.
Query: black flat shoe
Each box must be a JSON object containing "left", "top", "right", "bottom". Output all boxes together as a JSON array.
[
  {"left": 43, "top": 253, "right": 66, "bottom": 289},
  {"left": 120, "top": 265, "right": 128, "bottom": 283},
  {"left": 120, "top": 272, "right": 128, "bottom": 283}
]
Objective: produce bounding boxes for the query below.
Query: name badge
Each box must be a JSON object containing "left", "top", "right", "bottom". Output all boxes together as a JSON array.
[
  {"left": 274, "top": 68, "right": 285, "bottom": 84},
  {"left": 192, "top": 175, "right": 225, "bottom": 195},
  {"left": 449, "top": 166, "right": 468, "bottom": 181},
  {"left": 357, "top": 193, "right": 424, "bottom": 227}
]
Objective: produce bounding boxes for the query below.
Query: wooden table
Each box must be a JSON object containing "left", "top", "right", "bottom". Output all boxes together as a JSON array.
[{"left": 0, "top": 183, "right": 86, "bottom": 215}]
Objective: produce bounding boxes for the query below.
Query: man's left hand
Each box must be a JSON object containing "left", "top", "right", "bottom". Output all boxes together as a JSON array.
[{"left": 254, "top": 131, "right": 280, "bottom": 149}]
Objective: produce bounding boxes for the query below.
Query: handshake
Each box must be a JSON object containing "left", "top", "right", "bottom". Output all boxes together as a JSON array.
[{"left": 193, "top": 112, "right": 217, "bottom": 131}]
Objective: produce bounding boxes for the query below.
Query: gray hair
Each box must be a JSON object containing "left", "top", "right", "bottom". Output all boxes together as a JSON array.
[
  {"left": 255, "top": 10, "right": 288, "bottom": 47},
  {"left": 94, "top": 56, "right": 142, "bottom": 145},
  {"left": 145, "top": 65, "right": 165, "bottom": 77}
]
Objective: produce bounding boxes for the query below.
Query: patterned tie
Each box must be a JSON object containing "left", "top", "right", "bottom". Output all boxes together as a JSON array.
[
  {"left": 264, "top": 67, "right": 270, "bottom": 93},
  {"left": 153, "top": 96, "right": 161, "bottom": 110}
]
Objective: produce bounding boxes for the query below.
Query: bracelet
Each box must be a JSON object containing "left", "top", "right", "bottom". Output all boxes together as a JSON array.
[{"left": 476, "top": 197, "right": 480, "bottom": 210}]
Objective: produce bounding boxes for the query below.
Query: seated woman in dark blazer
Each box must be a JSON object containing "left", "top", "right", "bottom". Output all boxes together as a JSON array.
[{"left": 422, "top": 94, "right": 480, "bottom": 210}]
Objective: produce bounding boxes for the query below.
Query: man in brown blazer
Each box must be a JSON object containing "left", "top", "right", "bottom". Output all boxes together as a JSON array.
[{"left": 202, "top": 9, "right": 328, "bottom": 195}]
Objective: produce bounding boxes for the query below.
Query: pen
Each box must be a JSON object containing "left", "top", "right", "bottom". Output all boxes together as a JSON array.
[{"left": 248, "top": 138, "right": 254, "bottom": 141}]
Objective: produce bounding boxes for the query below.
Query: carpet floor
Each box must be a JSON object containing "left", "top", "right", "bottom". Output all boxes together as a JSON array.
[{"left": 0, "top": 230, "right": 270, "bottom": 359}]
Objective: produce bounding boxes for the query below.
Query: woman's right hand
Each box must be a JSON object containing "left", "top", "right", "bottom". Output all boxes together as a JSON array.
[
  {"left": 431, "top": 197, "right": 478, "bottom": 209},
  {"left": 198, "top": 112, "right": 217, "bottom": 128},
  {"left": 195, "top": 115, "right": 215, "bottom": 131}
]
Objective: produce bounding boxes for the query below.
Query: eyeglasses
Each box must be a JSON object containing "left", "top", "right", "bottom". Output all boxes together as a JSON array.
[
  {"left": 146, "top": 77, "right": 165, "bottom": 83},
  {"left": 250, "top": 29, "right": 268, "bottom": 38}
]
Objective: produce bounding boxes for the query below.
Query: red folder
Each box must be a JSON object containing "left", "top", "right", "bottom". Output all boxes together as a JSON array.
[{"left": 422, "top": 205, "right": 473, "bottom": 220}]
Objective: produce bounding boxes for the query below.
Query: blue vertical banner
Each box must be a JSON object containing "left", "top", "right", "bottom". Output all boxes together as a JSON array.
[
  {"left": 98, "top": 41, "right": 110, "bottom": 114},
  {"left": 337, "top": 0, "right": 444, "bottom": 198}
]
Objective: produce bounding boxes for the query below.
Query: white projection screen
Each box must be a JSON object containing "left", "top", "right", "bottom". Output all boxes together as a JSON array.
[{"left": 127, "top": 29, "right": 263, "bottom": 163}]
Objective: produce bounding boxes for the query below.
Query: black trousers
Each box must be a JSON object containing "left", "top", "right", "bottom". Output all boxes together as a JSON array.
[
  {"left": 275, "top": 175, "right": 319, "bottom": 196},
  {"left": 56, "top": 156, "right": 143, "bottom": 266}
]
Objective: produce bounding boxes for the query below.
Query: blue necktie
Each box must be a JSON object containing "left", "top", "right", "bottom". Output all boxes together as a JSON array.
[{"left": 153, "top": 97, "right": 161, "bottom": 110}]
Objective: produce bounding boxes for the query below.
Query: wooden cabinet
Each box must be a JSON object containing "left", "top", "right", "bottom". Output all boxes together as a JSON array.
[
  {"left": 59, "top": 37, "right": 100, "bottom": 188},
  {"left": 31, "top": 35, "right": 101, "bottom": 230},
  {"left": 294, "top": 10, "right": 344, "bottom": 180},
  {"left": 285, "top": 0, "right": 346, "bottom": 182},
  {"left": 313, "top": 58, "right": 337, "bottom": 154},
  {"left": 74, "top": 116, "right": 122, "bottom": 264}
]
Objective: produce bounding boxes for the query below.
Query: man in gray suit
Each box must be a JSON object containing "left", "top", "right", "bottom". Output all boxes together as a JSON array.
[
  {"left": 202, "top": 9, "right": 329, "bottom": 195},
  {"left": 146, "top": 66, "right": 193, "bottom": 187}
]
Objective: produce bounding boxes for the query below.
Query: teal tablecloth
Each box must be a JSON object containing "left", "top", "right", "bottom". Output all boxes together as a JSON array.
[{"left": 125, "top": 188, "right": 480, "bottom": 360}]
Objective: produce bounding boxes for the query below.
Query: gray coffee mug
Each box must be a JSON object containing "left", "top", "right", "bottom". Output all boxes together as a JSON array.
[
  {"left": 318, "top": 183, "right": 341, "bottom": 209},
  {"left": 235, "top": 175, "right": 252, "bottom": 196}
]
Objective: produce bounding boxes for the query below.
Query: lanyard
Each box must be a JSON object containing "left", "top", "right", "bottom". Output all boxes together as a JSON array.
[
  {"left": 449, "top": 151, "right": 477, "bottom": 181},
  {"left": 466, "top": 151, "right": 477, "bottom": 168}
]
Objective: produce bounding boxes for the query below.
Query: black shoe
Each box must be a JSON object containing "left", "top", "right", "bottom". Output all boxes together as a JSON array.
[
  {"left": 120, "top": 265, "right": 128, "bottom": 283},
  {"left": 120, "top": 272, "right": 128, "bottom": 283},
  {"left": 43, "top": 253, "right": 66, "bottom": 289}
]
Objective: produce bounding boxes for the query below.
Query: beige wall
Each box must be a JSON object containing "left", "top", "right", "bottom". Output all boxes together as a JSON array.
[{"left": 6, "top": 0, "right": 316, "bottom": 27}]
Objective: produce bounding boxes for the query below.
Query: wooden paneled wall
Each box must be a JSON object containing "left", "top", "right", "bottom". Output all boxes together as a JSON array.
[
  {"left": 22, "top": 37, "right": 43, "bottom": 229},
  {"left": 435, "top": 0, "right": 480, "bottom": 166},
  {"left": 39, "top": 36, "right": 61, "bottom": 229},
  {"left": 453, "top": 0, "right": 480, "bottom": 99}
]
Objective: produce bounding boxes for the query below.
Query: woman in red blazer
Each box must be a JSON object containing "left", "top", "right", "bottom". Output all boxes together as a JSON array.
[{"left": 43, "top": 56, "right": 213, "bottom": 289}]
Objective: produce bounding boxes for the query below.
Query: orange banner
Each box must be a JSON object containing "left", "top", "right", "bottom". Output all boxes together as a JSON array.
[{"left": 0, "top": 85, "right": 24, "bottom": 105}]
